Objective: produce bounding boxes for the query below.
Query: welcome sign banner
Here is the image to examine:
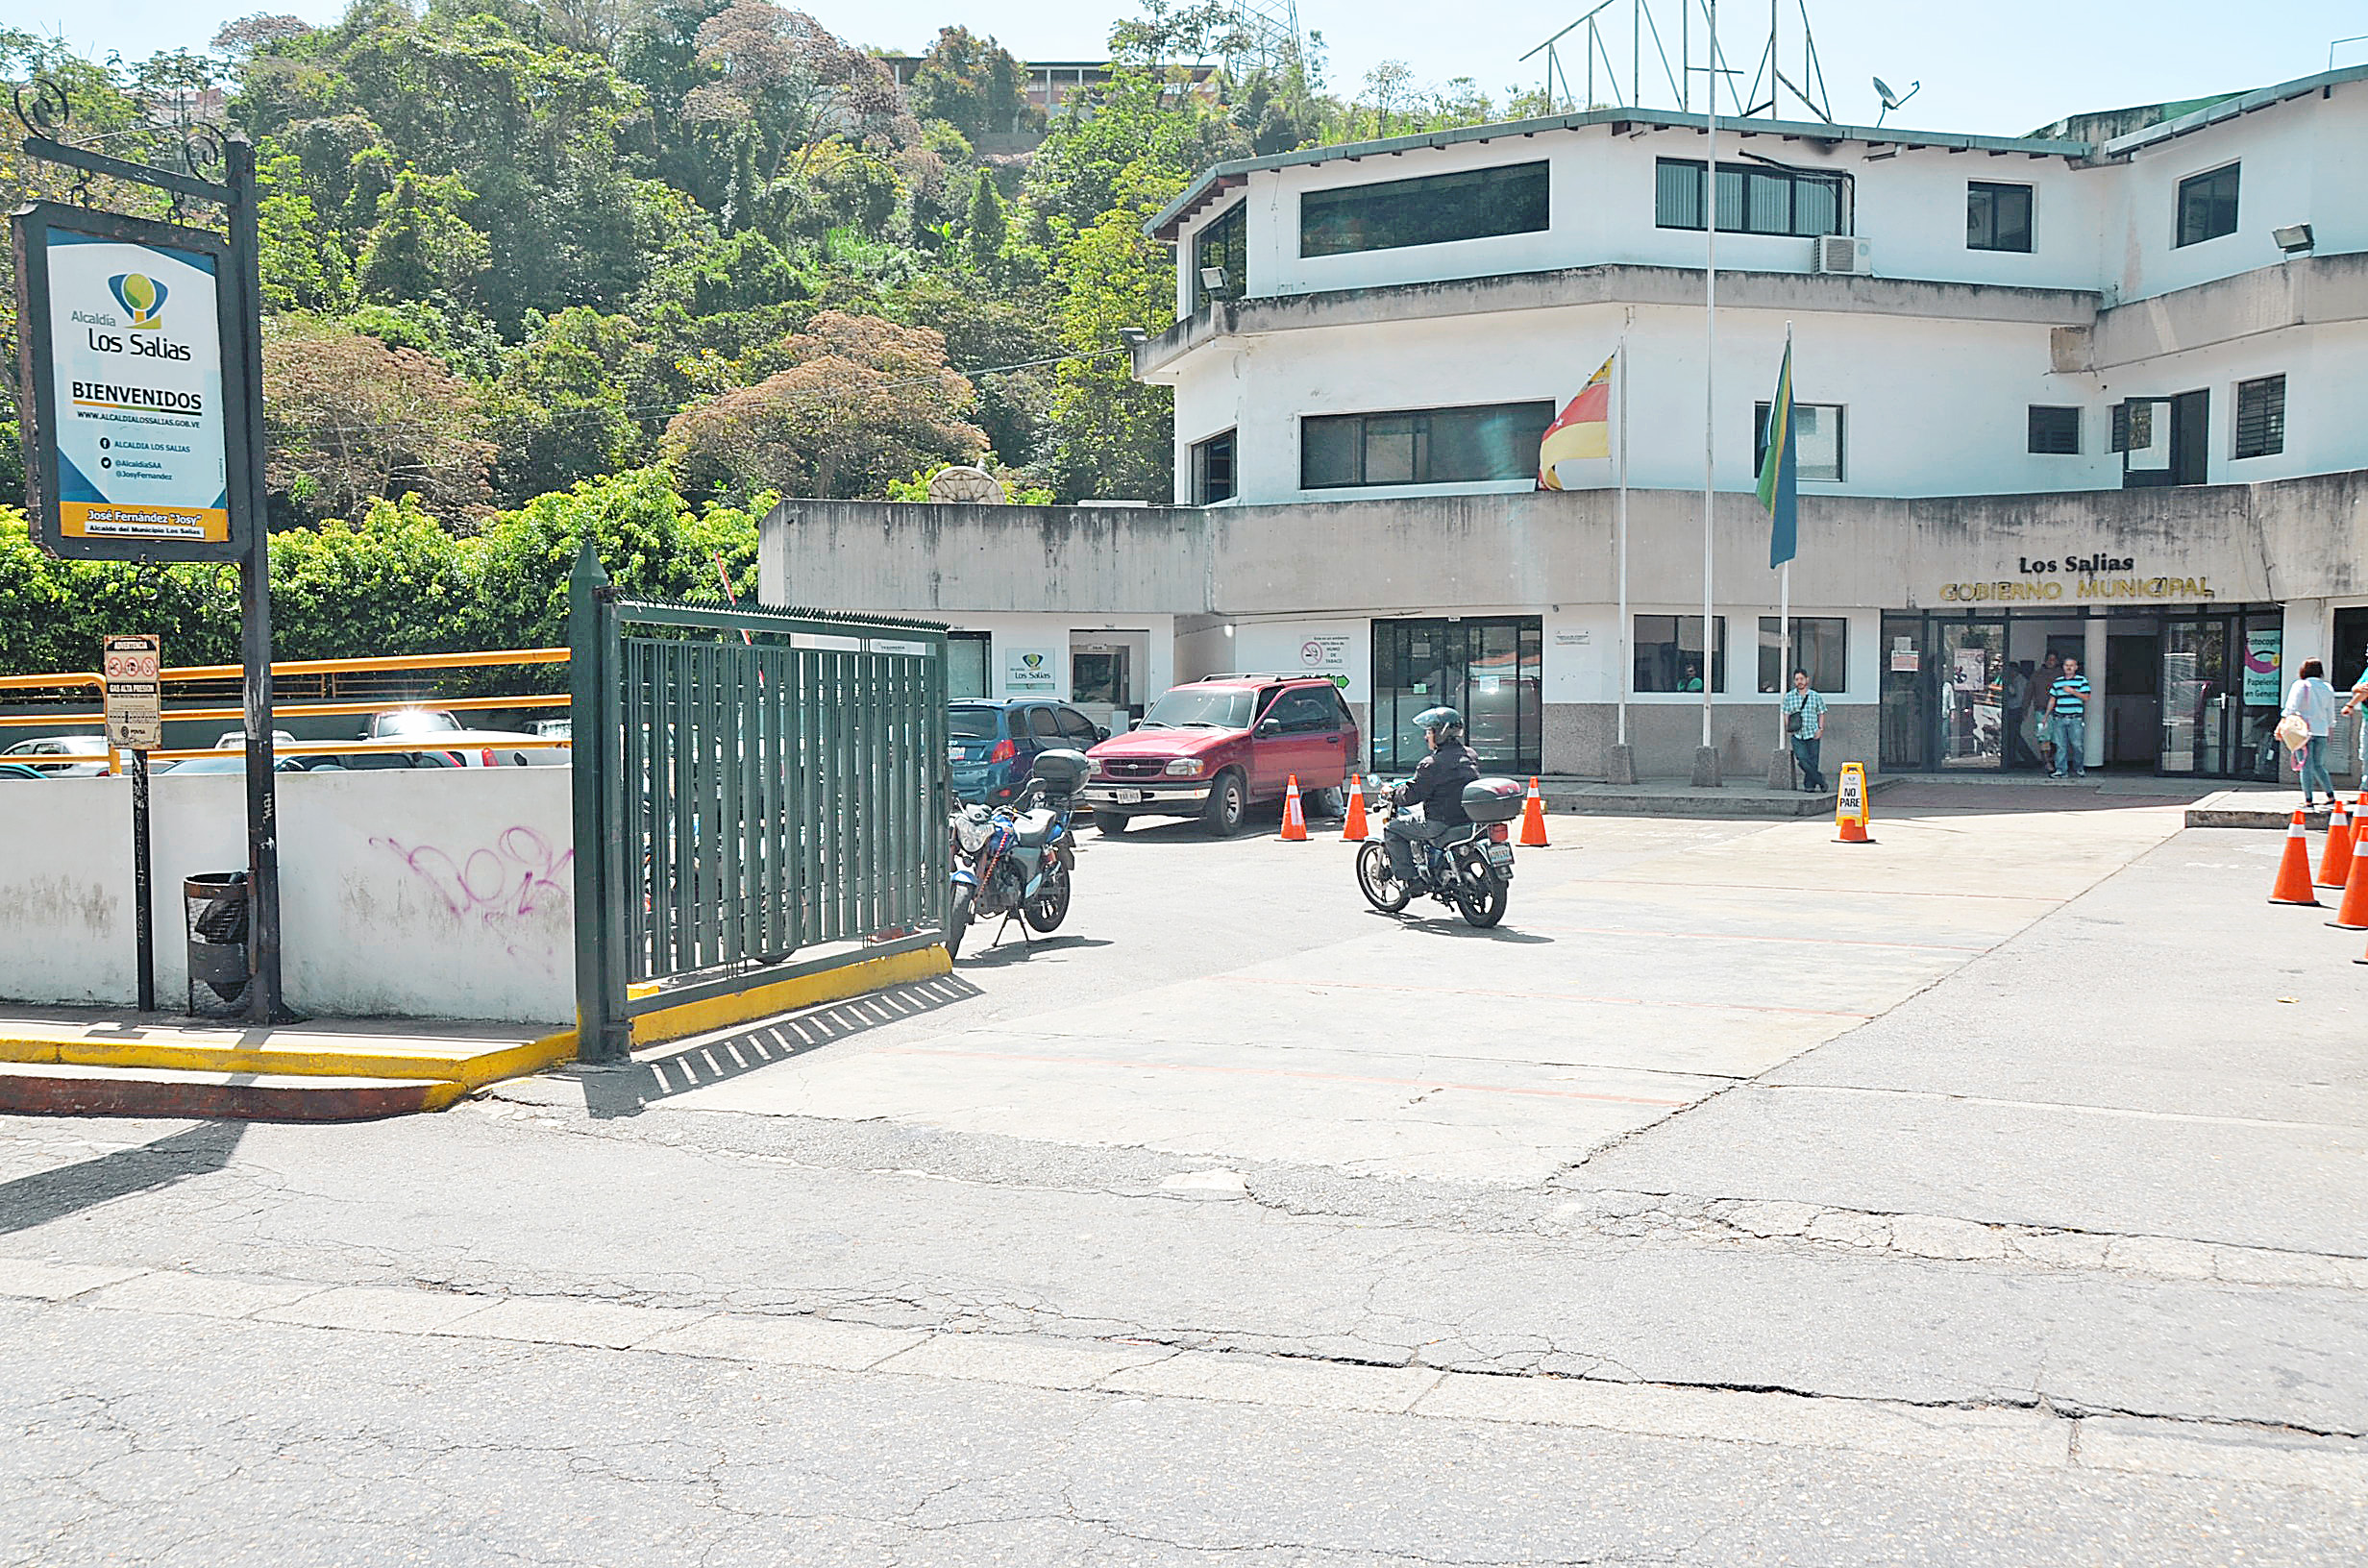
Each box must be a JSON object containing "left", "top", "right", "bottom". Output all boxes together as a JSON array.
[{"left": 12, "top": 203, "right": 244, "bottom": 562}]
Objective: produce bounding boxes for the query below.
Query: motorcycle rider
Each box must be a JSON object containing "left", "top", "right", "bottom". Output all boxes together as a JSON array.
[{"left": 1385, "top": 706, "right": 1481, "bottom": 886}]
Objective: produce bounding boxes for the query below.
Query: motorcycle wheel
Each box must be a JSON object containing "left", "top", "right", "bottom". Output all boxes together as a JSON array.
[
  {"left": 946, "top": 888, "right": 974, "bottom": 960},
  {"left": 1356, "top": 842, "right": 1414, "bottom": 914},
  {"left": 1455, "top": 874, "right": 1510, "bottom": 929},
  {"left": 1023, "top": 866, "right": 1071, "bottom": 933}
]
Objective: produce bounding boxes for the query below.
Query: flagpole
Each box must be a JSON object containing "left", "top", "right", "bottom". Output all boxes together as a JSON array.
[
  {"left": 1696, "top": 0, "right": 1720, "bottom": 785},
  {"left": 1616, "top": 312, "right": 1631, "bottom": 754},
  {"left": 1778, "top": 318, "right": 1792, "bottom": 767}
]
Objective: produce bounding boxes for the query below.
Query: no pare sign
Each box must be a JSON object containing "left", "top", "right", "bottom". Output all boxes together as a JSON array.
[{"left": 103, "top": 633, "right": 163, "bottom": 750}]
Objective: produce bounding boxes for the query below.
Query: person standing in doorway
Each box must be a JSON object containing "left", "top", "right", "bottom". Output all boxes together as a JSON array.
[
  {"left": 2049, "top": 655, "right": 2091, "bottom": 780},
  {"left": 1784, "top": 668, "right": 1829, "bottom": 793},
  {"left": 2342, "top": 657, "right": 2368, "bottom": 787},
  {"left": 2035, "top": 650, "right": 2064, "bottom": 775},
  {"left": 2284, "top": 657, "right": 2338, "bottom": 807}
]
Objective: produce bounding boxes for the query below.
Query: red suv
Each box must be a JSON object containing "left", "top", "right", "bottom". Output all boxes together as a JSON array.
[{"left": 1082, "top": 675, "right": 1361, "bottom": 836}]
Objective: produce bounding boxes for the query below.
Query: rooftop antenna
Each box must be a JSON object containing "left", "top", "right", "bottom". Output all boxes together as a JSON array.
[
  {"left": 1871, "top": 75, "right": 1920, "bottom": 128},
  {"left": 1521, "top": 1, "right": 1833, "bottom": 122},
  {"left": 1224, "top": 0, "right": 1303, "bottom": 78}
]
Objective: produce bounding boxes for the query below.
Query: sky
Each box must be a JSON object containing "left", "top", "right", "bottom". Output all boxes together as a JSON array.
[{"left": 21, "top": 0, "right": 2368, "bottom": 138}]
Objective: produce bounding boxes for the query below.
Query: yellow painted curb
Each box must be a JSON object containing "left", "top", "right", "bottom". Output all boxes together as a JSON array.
[
  {"left": 628, "top": 943, "right": 952, "bottom": 1050},
  {"left": 0, "top": 1032, "right": 576, "bottom": 1090}
]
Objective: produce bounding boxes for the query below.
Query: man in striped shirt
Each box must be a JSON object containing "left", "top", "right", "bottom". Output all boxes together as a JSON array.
[
  {"left": 2049, "top": 656, "right": 2091, "bottom": 780},
  {"left": 1784, "top": 669, "right": 1829, "bottom": 793}
]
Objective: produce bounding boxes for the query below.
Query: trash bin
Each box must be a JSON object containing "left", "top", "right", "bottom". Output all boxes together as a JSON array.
[{"left": 185, "top": 872, "right": 250, "bottom": 1017}]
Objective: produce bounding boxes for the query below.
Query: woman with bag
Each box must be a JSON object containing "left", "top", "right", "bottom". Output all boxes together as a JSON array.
[{"left": 2282, "top": 658, "right": 2338, "bottom": 808}]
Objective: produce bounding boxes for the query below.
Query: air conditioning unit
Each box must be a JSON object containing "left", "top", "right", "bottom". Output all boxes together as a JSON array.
[{"left": 1812, "top": 234, "right": 1872, "bottom": 275}]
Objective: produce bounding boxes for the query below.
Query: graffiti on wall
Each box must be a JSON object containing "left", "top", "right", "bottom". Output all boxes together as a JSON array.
[{"left": 372, "top": 827, "right": 573, "bottom": 953}]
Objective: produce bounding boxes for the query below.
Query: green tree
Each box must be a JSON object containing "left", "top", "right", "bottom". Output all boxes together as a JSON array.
[
  {"left": 355, "top": 170, "right": 489, "bottom": 306},
  {"left": 964, "top": 167, "right": 1008, "bottom": 272},
  {"left": 480, "top": 306, "right": 665, "bottom": 505},
  {"left": 1048, "top": 165, "right": 1185, "bottom": 502},
  {"left": 908, "top": 26, "right": 1030, "bottom": 143},
  {"left": 261, "top": 314, "right": 495, "bottom": 523}
]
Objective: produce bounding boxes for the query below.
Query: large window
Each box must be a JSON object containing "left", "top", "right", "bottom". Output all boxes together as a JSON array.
[
  {"left": 2028, "top": 405, "right": 2082, "bottom": 454},
  {"left": 2233, "top": 375, "right": 2285, "bottom": 459},
  {"left": 1301, "top": 402, "right": 1555, "bottom": 490},
  {"left": 1635, "top": 615, "right": 1726, "bottom": 694},
  {"left": 1754, "top": 401, "right": 1845, "bottom": 482},
  {"left": 2176, "top": 163, "right": 2240, "bottom": 247},
  {"left": 1656, "top": 159, "right": 1849, "bottom": 237},
  {"left": 1299, "top": 161, "right": 1549, "bottom": 257},
  {"left": 1194, "top": 204, "right": 1245, "bottom": 307},
  {"left": 1758, "top": 617, "right": 1849, "bottom": 694},
  {"left": 1371, "top": 617, "right": 1542, "bottom": 773},
  {"left": 1192, "top": 429, "right": 1237, "bottom": 502},
  {"left": 1966, "top": 182, "right": 2033, "bottom": 252},
  {"left": 948, "top": 632, "right": 991, "bottom": 698}
]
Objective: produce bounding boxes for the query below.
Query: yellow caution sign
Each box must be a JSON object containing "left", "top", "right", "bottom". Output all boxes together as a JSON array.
[{"left": 1835, "top": 762, "right": 1872, "bottom": 844}]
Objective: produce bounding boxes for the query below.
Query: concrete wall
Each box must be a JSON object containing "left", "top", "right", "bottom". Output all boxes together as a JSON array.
[{"left": 0, "top": 768, "right": 573, "bottom": 1023}]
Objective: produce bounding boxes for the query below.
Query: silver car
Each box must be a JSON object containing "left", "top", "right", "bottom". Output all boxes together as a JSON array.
[{"left": 2, "top": 735, "right": 112, "bottom": 776}]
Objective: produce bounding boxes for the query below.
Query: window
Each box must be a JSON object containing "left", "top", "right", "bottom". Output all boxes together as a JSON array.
[
  {"left": 1758, "top": 617, "right": 1849, "bottom": 694},
  {"left": 1634, "top": 615, "right": 1726, "bottom": 694},
  {"left": 1056, "top": 707, "right": 1099, "bottom": 745},
  {"left": 1029, "top": 707, "right": 1064, "bottom": 742},
  {"left": 1194, "top": 204, "right": 1245, "bottom": 308},
  {"left": 2233, "top": 375, "right": 2284, "bottom": 458},
  {"left": 1191, "top": 429, "right": 1237, "bottom": 503},
  {"left": 1264, "top": 687, "right": 1341, "bottom": 734},
  {"left": 2176, "top": 163, "right": 2239, "bottom": 247},
  {"left": 1966, "top": 182, "right": 2033, "bottom": 253},
  {"left": 1754, "top": 402, "right": 1845, "bottom": 482},
  {"left": 1299, "top": 161, "right": 1549, "bottom": 257},
  {"left": 948, "top": 633, "right": 991, "bottom": 699},
  {"left": 2028, "top": 405, "right": 2082, "bottom": 454},
  {"left": 1301, "top": 402, "right": 1556, "bottom": 490},
  {"left": 1655, "top": 159, "right": 1850, "bottom": 237}
]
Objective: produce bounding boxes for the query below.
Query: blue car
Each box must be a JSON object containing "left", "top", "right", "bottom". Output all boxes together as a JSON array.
[{"left": 950, "top": 699, "right": 1107, "bottom": 804}]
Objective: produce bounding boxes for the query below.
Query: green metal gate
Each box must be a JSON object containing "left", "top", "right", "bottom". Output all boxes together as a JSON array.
[{"left": 568, "top": 544, "right": 948, "bottom": 1060}]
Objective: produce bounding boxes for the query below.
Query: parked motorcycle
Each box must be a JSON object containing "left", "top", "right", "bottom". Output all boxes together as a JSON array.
[
  {"left": 1354, "top": 775, "right": 1525, "bottom": 928},
  {"left": 946, "top": 747, "right": 1089, "bottom": 960}
]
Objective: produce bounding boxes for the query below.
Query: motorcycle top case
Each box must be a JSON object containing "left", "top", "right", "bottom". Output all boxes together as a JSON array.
[
  {"left": 1461, "top": 776, "right": 1527, "bottom": 824},
  {"left": 1029, "top": 748, "right": 1091, "bottom": 792}
]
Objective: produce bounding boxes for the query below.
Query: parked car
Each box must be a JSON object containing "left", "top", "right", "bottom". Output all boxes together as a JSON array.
[
  {"left": 213, "top": 729, "right": 298, "bottom": 749},
  {"left": 0, "top": 761, "right": 49, "bottom": 780},
  {"left": 1081, "top": 675, "right": 1360, "bottom": 836},
  {"left": 158, "top": 753, "right": 308, "bottom": 774},
  {"left": 363, "top": 706, "right": 555, "bottom": 767},
  {"left": 530, "top": 718, "right": 572, "bottom": 740},
  {"left": 949, "top": 699, "right": 1107, "bottom": 804},
  {"left": 2, "top": 735, "right": 112, "bottom": 776}
]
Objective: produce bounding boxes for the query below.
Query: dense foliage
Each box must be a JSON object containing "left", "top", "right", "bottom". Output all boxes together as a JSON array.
[{"left": 0, "top": 4, "right": 1539, "bottom": 674}]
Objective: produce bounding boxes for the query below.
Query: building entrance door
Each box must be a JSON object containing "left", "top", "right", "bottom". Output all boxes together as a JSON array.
[
  {"left": 1937, "top": 622, "right": 2006, "bottom": 770},
  {"left": 2159, "top": 616, "right": 2232, "bottom": 774},
  {"left": 1370, "top": 617, "right": 1542, "bottom": 775}
]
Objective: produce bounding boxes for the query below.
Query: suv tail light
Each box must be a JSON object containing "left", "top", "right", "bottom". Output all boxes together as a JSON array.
[
  {"left": 1488, "top": 823, "right": 1510, "bottom": 844},
  {"left": 988, "top": 739, "right": 1017, "bottom": 763}
]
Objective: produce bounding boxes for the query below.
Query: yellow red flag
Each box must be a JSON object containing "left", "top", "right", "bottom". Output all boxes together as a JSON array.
[{"left": 1538, "top": 354, "right": 1616, "bottom": 490}]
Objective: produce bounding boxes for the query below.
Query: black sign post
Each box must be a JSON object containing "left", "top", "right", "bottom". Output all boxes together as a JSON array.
[{"left": 11, "top": 86, "right": 290, "bottom": 1023}]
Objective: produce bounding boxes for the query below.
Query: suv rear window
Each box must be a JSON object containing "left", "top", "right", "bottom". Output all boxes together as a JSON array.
[
  {"left": 950, "top": 705, "right": 1004, "bottom": 739},
  {"left": 1140, "top": 687, "right": 1254, "bottom": 731}
]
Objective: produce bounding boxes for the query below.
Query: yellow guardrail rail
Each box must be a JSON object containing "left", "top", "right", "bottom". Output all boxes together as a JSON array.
[{"left": 0, "top": 649, "right": 572, "bottom": 772}]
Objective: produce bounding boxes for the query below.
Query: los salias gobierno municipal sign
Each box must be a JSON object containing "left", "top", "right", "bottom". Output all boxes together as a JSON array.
[{"left": 12, "top": 203, "right": 244, "bottom": 563}]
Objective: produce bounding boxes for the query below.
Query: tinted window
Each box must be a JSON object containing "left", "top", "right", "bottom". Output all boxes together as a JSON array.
[
  {"left": 2028, "top": 405, "right": 2081, "bottom": 454},
  {"left": 1028, "top": 707, "right": 1064, "bottom": 741},
  {"left": 1301, "top": 402, "right": 1556, "bottom": 490},
  {"left": 1755, "top": 402, "right": 1845, "bottom": 482},
  {"left": 1757, "top": 616, "right": 1849, "bottom": 693},
  {"left": 1635, "top": 615, "right": 1727, "bottom": 694},
  {"left": 1056, "top": 708, "right": 1098, "bottom": 744},
  {"left": 1194, "top": 204, "right": 1246, "bottom": 306},
  {"left": 1657, "top": 159, "right": 1849, "bottom": 237},
  {"left": 1967, "top": 183, "right": 2033, "bottom": 252},
  {"left": 1266, "top": 688, "right": 1339, "bottom": 733},
  {"left": 2176, "top": 163, "right": 2239, "bottom": 247},
  {"left": 1300, "top": 161, "right": 1549, "bottom": 257},
  {"left": 949, "top": 705, "right": 1002, "bottom": 739},
  {"left": 1192, "top": 429, "right": 1237, "bottom": 503},
  {"left": 2234, "top": 375, "right": 2284, "bottom": 459}
]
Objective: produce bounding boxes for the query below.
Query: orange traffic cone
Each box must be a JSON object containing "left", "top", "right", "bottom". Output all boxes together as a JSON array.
[
  {"left": 1517, "top": 776, "right": 1549, "bottom": 847},
  {"left": 1341, "top": 774, "right": 1369, "bottom": 841},
  {"left": 1279, "top": 773, "right": 1308, "bottom": 841},
  {"left": 2268, "top": 809, "right": 2323, "bottom": 906},
  {"left": 2317, "top": 797, "right": 2356, "bottom": 889},
  {"left": 2329, "top": 839, "right": 2368, "bottom": 931}
]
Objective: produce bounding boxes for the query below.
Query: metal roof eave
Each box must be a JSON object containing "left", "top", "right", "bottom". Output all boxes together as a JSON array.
[
  {"left": 2096, "top": 62, "right": 2368, "bottom": 159},
  {"left": 1144, "top": 108, "right": 2091, "bottom": 240}
]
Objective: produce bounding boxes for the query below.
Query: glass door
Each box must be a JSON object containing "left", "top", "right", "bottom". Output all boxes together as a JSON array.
[
  {"left": 2159, "top": 617, "right": 2230, "bottom": 775},
  {"left": 1369, "top": 618, "right": 1542, "bottom": 774},
  {"left": 1937, "top": 622, "right": 2006, "bottom": 770},
  {"left": 1879, "top": 614, "right": 1929, "bottom": 772}
]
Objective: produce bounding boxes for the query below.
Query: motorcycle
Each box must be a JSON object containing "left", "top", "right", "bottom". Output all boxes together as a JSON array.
[
  {"left": 946, "top": 747, "right": 1089, "bottom": 960},
  {"left": 1354, "top": 775, "right": 1525, "bottom": 929}
]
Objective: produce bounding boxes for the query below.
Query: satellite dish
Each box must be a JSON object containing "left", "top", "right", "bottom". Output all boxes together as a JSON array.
[
  {"left": 925, "top": 465, "right": 1006, "bottom": 504},
  {"left": 1870, "top": 75, "right": 1919, "bottom": 127}
]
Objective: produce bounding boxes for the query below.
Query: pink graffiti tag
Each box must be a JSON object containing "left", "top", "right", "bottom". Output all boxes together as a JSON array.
[{"left": 373, "top": 827, "right": 575, "bottom": 933}]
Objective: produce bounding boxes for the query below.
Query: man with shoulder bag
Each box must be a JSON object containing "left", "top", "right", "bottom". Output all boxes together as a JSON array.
[{"left": 1783, "top": 668, "right": 1829, "bottom": 794}]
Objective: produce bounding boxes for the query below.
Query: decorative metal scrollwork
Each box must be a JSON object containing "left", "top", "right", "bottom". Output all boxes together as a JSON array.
[
  {"left": 179, "top": 119, "right": 226, "bottom": 177},
  {"left": 12, "top": 77, "right": 70, "bottom": 138}
]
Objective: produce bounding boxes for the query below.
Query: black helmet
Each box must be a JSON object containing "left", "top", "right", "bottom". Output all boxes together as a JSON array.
[{"left": 1414, "top": 705, "right": 1465, "bottom": 741}]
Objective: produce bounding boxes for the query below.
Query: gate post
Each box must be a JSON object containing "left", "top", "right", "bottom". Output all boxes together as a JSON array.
[{"left": 568, "top": 543, "right": 630, "bottom": 1062}]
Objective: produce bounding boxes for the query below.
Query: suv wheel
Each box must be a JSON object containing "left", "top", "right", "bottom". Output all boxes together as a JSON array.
[
  {"left": 1200, "top": 771, "right": 1246, "bottom": 837},
  {"left": 1093, "top": 810, "right": 1131, "bottom": 835}
]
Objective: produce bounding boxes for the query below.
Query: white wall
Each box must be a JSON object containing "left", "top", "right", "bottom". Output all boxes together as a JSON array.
[
  {"left": 937, "top": 612, "right": 1178, "bottom": 705},
  {"left": 0, "top": 768, "right": 574, "bottom": 1023}
]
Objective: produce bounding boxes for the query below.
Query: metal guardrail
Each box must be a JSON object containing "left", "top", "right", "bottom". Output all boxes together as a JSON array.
[{"left": 568, "top": 545, "right": 948, "bottom": 1062}]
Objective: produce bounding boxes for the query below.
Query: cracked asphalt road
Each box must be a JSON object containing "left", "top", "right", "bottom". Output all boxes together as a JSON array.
[{"left": 3, "top": 806, "right": 2364, "bottom": 1563}]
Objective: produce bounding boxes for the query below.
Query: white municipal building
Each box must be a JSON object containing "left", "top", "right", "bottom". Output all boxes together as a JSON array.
[{"left": 765, "top": 63, "right": 2368, "bottom": 784}]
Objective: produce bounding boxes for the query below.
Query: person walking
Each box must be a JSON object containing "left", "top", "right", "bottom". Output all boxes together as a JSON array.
[
  {"left": 2048, "top": 655, "right": 2091, "bottom": 780},
  {"left": 1783, "top": 668, "right": 1829, "bottom": 793},
  {"left": 2035, "top": 650, "right": 2063, "bottom": 775},
  {"left": 2284, "top": 657, "right": 2338, "bottom": 807},
  {"left": 2343, "top": 656, "right": 2368, "bottom": 788}
]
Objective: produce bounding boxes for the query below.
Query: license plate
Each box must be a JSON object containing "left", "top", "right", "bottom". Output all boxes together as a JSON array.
[
  {"left": 1117, "top": 789, "right": 1147, "bottom": 803},
  {"left": 1485, "top": 843, "right": 1515, "bottom": 866},
  {"left": 949, "top": 746, "right": 965, "bottom": 762}
]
